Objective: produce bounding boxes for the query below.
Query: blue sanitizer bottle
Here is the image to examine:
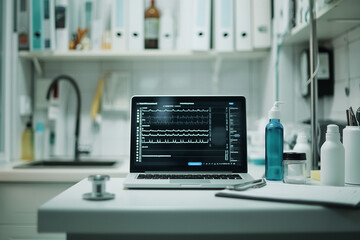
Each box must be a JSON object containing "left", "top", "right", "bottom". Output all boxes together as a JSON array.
[{"left": 265, "top": 102, "right": 284, "bottom": 181}]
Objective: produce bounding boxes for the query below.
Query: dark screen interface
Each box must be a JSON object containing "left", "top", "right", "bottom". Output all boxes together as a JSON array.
[{"left": 134, "top": 98, "right": 245, "bottom": 168}]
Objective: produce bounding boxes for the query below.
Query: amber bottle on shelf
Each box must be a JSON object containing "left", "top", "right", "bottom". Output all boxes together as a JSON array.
[{"left": 145, "top": 0, "right": 160, "bottom": 49}]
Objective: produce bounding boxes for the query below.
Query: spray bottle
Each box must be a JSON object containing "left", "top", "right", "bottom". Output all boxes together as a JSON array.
[{"left": 265, "top": 101, "right": 284, "bottom": 181}]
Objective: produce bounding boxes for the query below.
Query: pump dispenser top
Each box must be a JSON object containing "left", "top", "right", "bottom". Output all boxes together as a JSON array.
[{"left": 268, "top": 101, "right": 284, "bottom": 119}]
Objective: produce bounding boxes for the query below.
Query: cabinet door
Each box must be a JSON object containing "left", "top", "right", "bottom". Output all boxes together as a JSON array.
[{"left": 0, "top": 183, "right": 72, "bottom": 240}]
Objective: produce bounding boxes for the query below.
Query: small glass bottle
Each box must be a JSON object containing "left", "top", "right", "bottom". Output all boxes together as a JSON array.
[
  {"left": 21, "top": 121, "right": 34, "bottom": 161},
  {"left": 145, "top": 0, "right": 160, "bottom": 49},
  {"left": 283, "top": 152, "right": 307, "bottom": 184}
]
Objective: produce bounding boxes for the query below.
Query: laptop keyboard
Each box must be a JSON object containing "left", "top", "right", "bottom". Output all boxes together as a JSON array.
[{"left": 137, "top": 174, "right": 242, "bottom": 180}]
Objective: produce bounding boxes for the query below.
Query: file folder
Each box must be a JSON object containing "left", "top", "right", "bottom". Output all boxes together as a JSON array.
[
  {"left": 128, "top": 0, "right": 144, "bottom": 51},
  {"left": 55, "top": 0, "right": 69, "bottom": 51},
  {"left": 252, "top": 0, "right": 271, "bottom": 49},
  {"left": 18, "top": 0, "right": 30, "bottom": 50},
  {"left": 176, "top": 0, "right": 192, "bottom": 50},
  {"left": 43, "top": 0, "right": 56, "bottom": 50},
  {"left": 112, "top": 0, "right": 128, "bottom": 51},
  {"left": 213, "top": 0, "right": 234, "bottom": 52},
  {"left": 159, "top": 9, "right": 175, "bottom": 50},
  {"left": 191, "top": 0, "right": 211, "bottom": 51},
  {"left": 91, "top": 0, "right": 103, "bottom": 50},
  {"left": 235, "top": 0, "right": 252, "bottom": 51},
  {"left": 30, "top": 0, "right": 43, "bottom": 51}
]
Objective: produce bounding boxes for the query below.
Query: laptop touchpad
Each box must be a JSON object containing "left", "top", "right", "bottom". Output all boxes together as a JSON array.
[{"left": 170, "top": 179, "right": 211, "bottom": 184}]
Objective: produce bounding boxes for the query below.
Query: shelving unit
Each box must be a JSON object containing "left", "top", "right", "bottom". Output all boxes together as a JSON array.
[
  {"left": 285, "top": 0, "right": 360, "bottom": 44},
  {"left": 19, "top": 49, "right": 270, "bottom": 76},
  {"left": 18, "top": 49, "right": 269, "bottom": 62}
]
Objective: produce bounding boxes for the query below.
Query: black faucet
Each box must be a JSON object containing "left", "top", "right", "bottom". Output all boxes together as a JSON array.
[{"left": 46, "top": 75, "right": 84, "bottom": 161}]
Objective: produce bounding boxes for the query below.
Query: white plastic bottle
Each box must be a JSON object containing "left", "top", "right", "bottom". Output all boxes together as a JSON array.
[
  {"left": 34, "top": 122, "right": 45, "bottom": 160},
  {"left": 293, "top": 132, "right": 312, "bottom": 178},
  {"left": 320, "top": 124, "right": 345, "bottom": 186}
]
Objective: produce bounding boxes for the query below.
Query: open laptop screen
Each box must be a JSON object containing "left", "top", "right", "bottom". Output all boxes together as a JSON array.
[{"left": 130, "top": 96, "right": 247, "bottom": 172}]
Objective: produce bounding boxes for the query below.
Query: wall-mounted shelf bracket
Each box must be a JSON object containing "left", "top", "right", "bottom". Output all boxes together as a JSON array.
[
  {"left": 32, "top": 57, "right": 43, "bottom": 76},
  {"left": 212, "top": 56, "right": 223, "bottom": 94}
]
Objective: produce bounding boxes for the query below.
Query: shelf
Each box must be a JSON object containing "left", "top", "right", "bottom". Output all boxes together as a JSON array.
[
  {"left": 18, "top": 49, "right": 269, "bottom": 62},
  {"left": 285, "top": 0, "right": 360, "bottom": 44}
]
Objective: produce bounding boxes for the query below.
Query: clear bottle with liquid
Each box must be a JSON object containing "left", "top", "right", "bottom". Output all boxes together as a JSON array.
[
  {"left": 21, "top": 121, "right": 34, "bottom": 161},
  {"left": 34, "top": 122, "right": 45, "bottom": 160},
  {"left": 265, "top": 102, "right": 284, "bottom": 181},
  {"left": 293, "top": 132, "right": 312, "bottom": 177}
]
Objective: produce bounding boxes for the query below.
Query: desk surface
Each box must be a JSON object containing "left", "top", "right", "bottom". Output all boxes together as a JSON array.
[{"left": 38, "top": 178, "right": 360, "bottom": 238}]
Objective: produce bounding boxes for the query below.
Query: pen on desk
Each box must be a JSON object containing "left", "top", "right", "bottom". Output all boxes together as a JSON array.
[{"left": 226, "top": 178, "right": 266, "bottom": 191}]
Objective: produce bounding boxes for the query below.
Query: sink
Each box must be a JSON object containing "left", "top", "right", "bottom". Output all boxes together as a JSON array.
[{"left": 13, "top": 160, "right": 119, "bottom": 169}]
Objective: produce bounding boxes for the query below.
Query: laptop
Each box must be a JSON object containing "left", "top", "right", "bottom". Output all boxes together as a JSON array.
[{"left": 123, "top": 96, "right": 254, "bottom": 189}]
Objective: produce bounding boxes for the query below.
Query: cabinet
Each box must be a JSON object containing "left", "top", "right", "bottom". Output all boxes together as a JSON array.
[{"left": 0, "top": 182, "right": 72, "bottom": 240}]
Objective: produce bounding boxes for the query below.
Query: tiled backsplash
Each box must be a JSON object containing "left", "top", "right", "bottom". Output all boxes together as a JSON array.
[{"left": 37, "top": 59, "right": 263, "bottom": 157}]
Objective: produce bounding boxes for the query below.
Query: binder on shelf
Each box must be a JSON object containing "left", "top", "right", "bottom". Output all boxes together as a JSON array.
[
  {"left": 43, "top": 0, "right": 56, "bottom": 50},
  {"left": 191, "top": 0, "right": 211, "bottom": 51},
  {"left": 176, "top": 0, "right": 192, "bottom": 50},
  {"left": 128, "top": 0, "right": 144, "bottom": 51},
  {"left": 18, "top": 0, "right": 30, "bottom": 50},
  {"left": 30, "top": 0, "right": 44, "bottom": 51},
  {"left": 112, "top": 0, "right": 128, "bottom": 51},
  {"left": 91, "top": 0, "right": 102, "bottom": 50},
  {"left": 252, "top": 0, "right": 271, "bottom": 49},
  {"left": 213, "top": 0, "right": 234, "bottom": 52},
  {"left": 235, "top": 0, "right": 252, "bottom": 51},
  {"left": 159, "top": 9, "right": 175, "bottom": 50},
  {"left": 55, "top": 0, "right": 69, "bottom": 51}
]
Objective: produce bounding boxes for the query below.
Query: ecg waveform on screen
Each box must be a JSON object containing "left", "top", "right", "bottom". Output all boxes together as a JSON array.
[
  {"left": 144, "top": 115, "right": 209, "bottom": 125},
  {"left": 140, "top": 108, "right": 211, "bottom": 145},
  {"left": 142, "top": 139, "right": 210, "bottom": 144},
  {"left": 142, "top": 109, "right": 209, "bottom": 113}
]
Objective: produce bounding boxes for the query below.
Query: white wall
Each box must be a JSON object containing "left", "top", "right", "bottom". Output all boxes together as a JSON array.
[
  {"left": 270, "top": 25, "right": 360, "bottom": 126},
  {"left": 323, "top": 26, "right": 360, "bottom": 121},
  {"left": 34, "top": 60, "right": 264, "bottom": 159}
]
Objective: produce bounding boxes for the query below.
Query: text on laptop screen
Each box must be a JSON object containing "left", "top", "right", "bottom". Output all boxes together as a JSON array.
[{"left": 131, "top": 96, "right": 247, "bottom": 172}]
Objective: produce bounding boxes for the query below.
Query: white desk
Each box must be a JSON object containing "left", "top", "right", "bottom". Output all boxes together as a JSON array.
[{"left": 38, "top": 178, "right": 360, "bottom": 240}]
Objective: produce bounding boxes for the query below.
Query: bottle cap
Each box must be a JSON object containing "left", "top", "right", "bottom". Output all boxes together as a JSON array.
[
  {"left": 36, "top": 122, "right": 44, "bottom": 132},
  {"left": 283, "top": 152, "right": 306, "bottom": 161},
  {"left": 326, "top": 124, "right": 339, "bottom": 133},
  {"left": 268, "top": 101, "right": 284, "bottom": 119},
  {"left": 297, "top": 132, "right": 308, "bottom": 143}
]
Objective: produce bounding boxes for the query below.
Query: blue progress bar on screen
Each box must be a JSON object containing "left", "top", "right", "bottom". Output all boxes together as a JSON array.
[{"left": 188, "top": 162, "right": 202, "bottom": 166}]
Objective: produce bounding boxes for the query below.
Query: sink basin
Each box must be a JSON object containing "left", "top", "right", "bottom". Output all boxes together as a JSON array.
[{"left": 13, "top": 160, "right": 119, "bottom": 169}]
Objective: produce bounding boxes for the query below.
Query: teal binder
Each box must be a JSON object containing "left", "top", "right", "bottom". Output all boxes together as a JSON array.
[{"left": 31, "top": 0, "right": 43, "bottom": 50}]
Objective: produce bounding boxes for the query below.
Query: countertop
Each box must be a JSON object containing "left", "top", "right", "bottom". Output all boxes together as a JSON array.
[
  {"left": 38, "top": 178, "right": 360, "bottom": 239},
  {"left": 0, "top": 159, "right": 265, "bottom": 183},
  {"left": 0, "top": 159, "right": 130, "bottom": 183}
]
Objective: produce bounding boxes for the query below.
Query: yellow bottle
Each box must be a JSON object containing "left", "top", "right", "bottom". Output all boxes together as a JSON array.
[{"left": 21, "top": 122, "right": 34, "bottom": 161}]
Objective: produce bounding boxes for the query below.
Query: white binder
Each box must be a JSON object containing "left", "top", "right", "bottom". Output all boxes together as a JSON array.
[
  {"left": 191, "top": 0, "right": 211, "bottom": 51},
  {"left": 17, "top": 0, "right": 30, "bottom": 50},
  {"left": 252, "top": 0, "right": 271, "bottom": 49},
  {"left": 213, "top": 0, "right": 234, "bottom": 52},
  {"left": 176, "top": 0, "right": 192, "bottom": 50},
  {"left": 235, "top": 0, "right": 252, "bottom": 51},
  {"left": 43, "top": 0, "right": 56, "bottom": 50},
  {"left": 55, "top": 0, "right": 69, "bottom": 51},
  {"left": 159, "top": 9, "right": 174, "bottom": 50},
  {"left": 112, "top": 0, "right": 128, "bottom": 51},
  {"left": 128, "top": 0, "right": 144, "bottom": 51}
]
